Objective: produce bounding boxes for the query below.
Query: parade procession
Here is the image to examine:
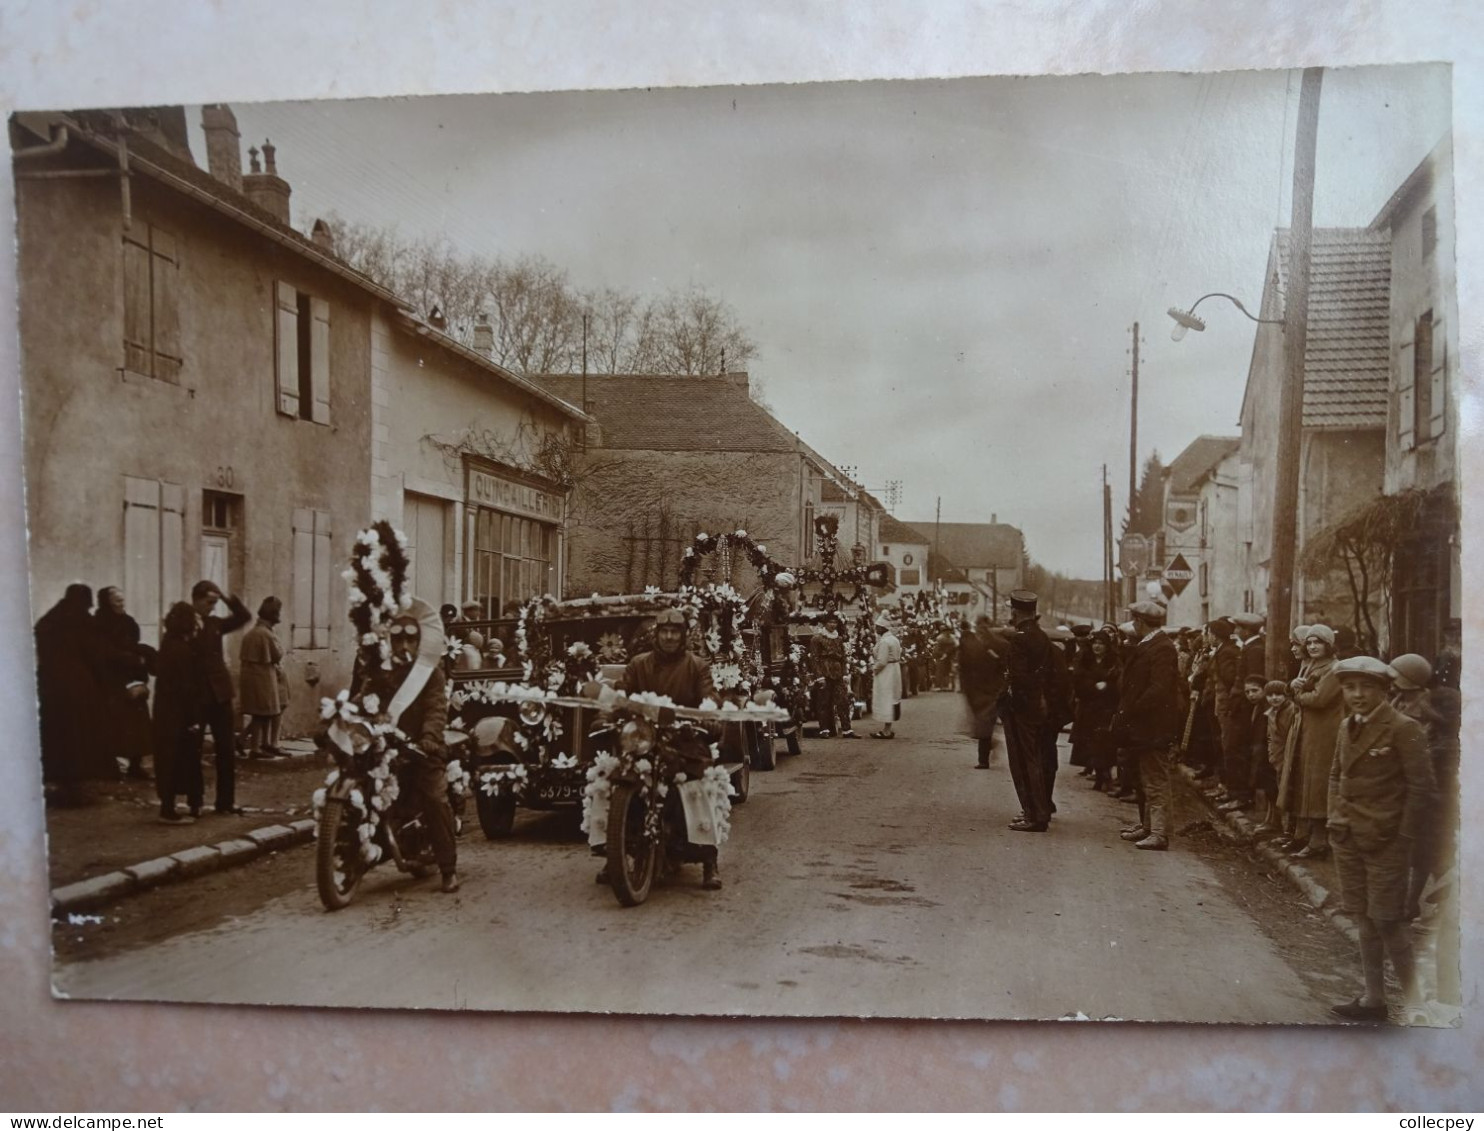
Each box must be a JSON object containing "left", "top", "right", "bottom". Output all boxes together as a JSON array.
[{"left": 10, "top": 66, "right": 1463, "bottom": 1030}]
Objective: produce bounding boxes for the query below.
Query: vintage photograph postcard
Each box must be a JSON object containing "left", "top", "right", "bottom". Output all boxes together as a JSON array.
[{"left": 13, "top": 63, "right": 1459, "bottom": 1024}]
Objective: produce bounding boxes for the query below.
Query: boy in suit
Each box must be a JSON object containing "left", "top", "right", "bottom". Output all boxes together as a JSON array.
[{"left": 1327, "top": 656, "right": 1436, "bottom": 1023}]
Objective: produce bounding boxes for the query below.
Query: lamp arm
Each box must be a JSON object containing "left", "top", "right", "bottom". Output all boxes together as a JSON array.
[{"left": 1187, "top": 292, "right": 1283, "bottom": 325}]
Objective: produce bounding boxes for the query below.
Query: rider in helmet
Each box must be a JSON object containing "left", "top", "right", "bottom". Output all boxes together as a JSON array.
[
  {"left": 608, "top": 607, "right": 723, "bottom": 889},
  {"left": 616, "top": 607, "right": 716, "bottom": 708},
  {"left": 358, "top": 611, "right": 461, "bottom": 893}
]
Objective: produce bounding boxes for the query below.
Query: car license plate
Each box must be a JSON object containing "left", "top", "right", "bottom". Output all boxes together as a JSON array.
[{"left": 535, "top": 782, "right": 578, "bottom": 803}]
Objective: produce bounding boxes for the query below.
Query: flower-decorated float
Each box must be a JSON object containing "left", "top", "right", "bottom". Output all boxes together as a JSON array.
[
  {"left": 679, "top": 514, "right": 890, "bottom": 751},
  {"left": 449, "top": 579, "right": 777, "bottom": 839}
]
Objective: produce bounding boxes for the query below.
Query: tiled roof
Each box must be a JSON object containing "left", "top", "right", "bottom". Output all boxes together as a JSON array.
[
  {"left": 1166, "top": 435, "right": 1240, "bottom": 496},
  {"left": 878, "top": 512, "right": 930, "bottom": 546},
  {"left": 534, "top": 374, "right": 803, "bottom": 452},
  {"left": 902, "top": 522, "right": 1023, "bottom": 569},
  {"left": 1272, "top": 228, "right": 1392, "bottom": 430}
]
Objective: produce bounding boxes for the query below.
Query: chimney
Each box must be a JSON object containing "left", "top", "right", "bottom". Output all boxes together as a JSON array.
[
  {"left": 724, "top": 370, "right": 749, "bottom": 393},
  {"left": 311, "top": 218, "right": 335, "bottom": 253},
  {"left": 200, "top": 104, "right": 242, "bottom": 190},
  {"left": 241, "top": 137, "right": 292, "bottom": 225},
  {"left": 991, "top": 513, "right": 998, "bottom": 524},
  {"left": 472, "top": 312, "right": 494, "bottom": 358}
]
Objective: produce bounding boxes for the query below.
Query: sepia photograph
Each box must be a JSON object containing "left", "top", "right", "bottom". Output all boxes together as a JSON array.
[{"left": 10, "top": 59, "right": 1462, "bottom": 1030}]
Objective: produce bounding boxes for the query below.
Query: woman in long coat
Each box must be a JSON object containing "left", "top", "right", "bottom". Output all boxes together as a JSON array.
[
  {"left": 239, "top": 596, "right": 287, "bottom": 757},
  {"left": 153, "top": 602, "right": 208, "bottom": 822},
  {"left": 93, "top": 586, "right": 155, "bottom": 779},
  {"left": 1279, "top": 624, "right": 1343, "bottom": 859},
  {"left": 869, "top": 615, "right": 902, "bottom": 739},
  {"left": 1073, "top": 628, "right": 1122, "bottom": 791}
]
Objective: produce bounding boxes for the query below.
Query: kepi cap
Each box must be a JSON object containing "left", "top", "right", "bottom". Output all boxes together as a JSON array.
[{"left": 1008, "top": 589, "right": 1038, "bottom": 613}]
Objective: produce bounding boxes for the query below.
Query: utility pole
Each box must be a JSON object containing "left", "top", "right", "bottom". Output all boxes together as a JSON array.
[
  {"left": 1102, "top": 463, "right": 1114, "bottom": 624},
  {"left": 1128, "top": 321, "right": 1140, "bottom": 607},
  {"left": 934, "top": 495, "right": 941, "bottom": 572},
  {"left": 1266, "top": 67, "right": 1323, "bottom": 681}
]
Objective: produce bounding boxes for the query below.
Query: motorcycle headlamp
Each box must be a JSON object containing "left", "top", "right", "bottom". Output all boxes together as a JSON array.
[
  {"left": 618, "top": 718, "right": 656, "bottom": 756},
  {"left": 519, "top": 700, "right": 548, "bottom": 727}
]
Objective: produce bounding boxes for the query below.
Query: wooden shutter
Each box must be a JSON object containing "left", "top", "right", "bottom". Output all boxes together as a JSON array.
[
  {"left": 312, "top": 510, "right": 333, "bottom": 648},
  {"left": 310, "top": 297, "right": 331, "bottom": 425},
  {"left": 1398, "top": 338, "right": 1416, "bottom": 451},
  {"left": 123, "top": 477, "right": 161, "bottom": 646},
  {"left": 291, "top": 507, "right": 315, "bottom": 648},
  {"left": 159, "top": 482, "right": 185, "bottom": 631},
  {"left": 276, "top": 282, "right": 301, "bottom": 418},
  {"left": 150, "top": 228, "right": 182, "bottom": 383},
  {"left": 122, "top": 231, "right": 152, "bottom": 375},
  {"left": 1428, "top": 317, "right": 1447, "bottom": 442}
]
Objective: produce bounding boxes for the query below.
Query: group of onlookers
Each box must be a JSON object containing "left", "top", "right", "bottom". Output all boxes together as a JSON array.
[
  {"left": 34, "top": 580, "right": 287, "bottom": 824},
  {"left": 979, "top": 597, "right": 1460, "bottom": 1023}
]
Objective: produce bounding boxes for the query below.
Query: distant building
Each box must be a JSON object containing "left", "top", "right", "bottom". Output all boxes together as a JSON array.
[
  {"left": 1236, "top": 226, "right": 1391, "bottom": 637},
  {"left": 536, "top": 372, "right": 843, "bottom": 594},
  {"left": 906, "top": 520, "right": 1024, "bottom": 620},
  {"left": 1159, "top": 436, "right": 1242, "bottom": 628},
  {"left": 875, "top": 513, "right": 931, "bottom": 606}
]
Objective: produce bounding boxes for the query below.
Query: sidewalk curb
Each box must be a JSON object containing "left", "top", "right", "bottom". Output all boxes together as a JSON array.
[
  {"left": 1176, "top": 766, "right": 1359, "bottom": 947},
  {"left": 51, "top": 817, "right": 318, "bottom": 915}
]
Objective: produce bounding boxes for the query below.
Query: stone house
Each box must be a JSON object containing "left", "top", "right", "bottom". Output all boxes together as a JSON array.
[
  {"left": 1235, "top": 227, "right": 1391, "bottom": 638},
  {"left": 910, "top": 520, "right": 1025, "bottom": 620},
  {"left": 1369, "top": 135, "right": 1460, "bottom": 659},
  {"left": 535, "top": 372, "right": 844, "bottom": 594},
  {"left": 12, "top": 106, "right": 404, "bottom": 735},
  {"left": 875, "top": 512, "right": 932, "bottom": 606},
  {"left": 369, "top": 310, "right": 589, "bottom": 617},
  {"left": 1159, "top": 435, "right": 1242, "bottom": 628}
]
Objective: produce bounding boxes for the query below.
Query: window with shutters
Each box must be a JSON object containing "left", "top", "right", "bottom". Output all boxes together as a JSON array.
[
  {"left": 122, "top": 476, "right": 185, "bottom": 648},
  {"left": 1401, "top": 310, "right": 1447, "bottom": 449},
  {"left": 291, "top": 508, "right": 334, "bottom": 649},
  {"left": 274, "top": 281, "right": 331, "bottom": 424},
  {"left": 122, "top": 224, "right": 182, "bottom": 383}
]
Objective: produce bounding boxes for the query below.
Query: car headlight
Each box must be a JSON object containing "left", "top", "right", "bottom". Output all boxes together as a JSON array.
[
  {"left": 519, "top": 700, "right": 548, "bottom": 727},
  {"left": 619, "top": 718, "right": 656, "bottom": 756}
]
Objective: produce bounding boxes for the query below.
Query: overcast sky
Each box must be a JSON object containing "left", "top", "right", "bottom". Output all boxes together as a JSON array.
[{"left": 206, "top": 64, "right": 1449, "bottom": 576}]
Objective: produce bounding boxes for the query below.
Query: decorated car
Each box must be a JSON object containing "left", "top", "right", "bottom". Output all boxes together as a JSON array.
[{"left": 449, "top": 586, "right": 775, "bottom": 839}]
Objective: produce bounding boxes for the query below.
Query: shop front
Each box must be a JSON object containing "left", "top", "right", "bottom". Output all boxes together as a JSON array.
[{"left": 464, "top": 459, "right": 567, "bottom": 617}]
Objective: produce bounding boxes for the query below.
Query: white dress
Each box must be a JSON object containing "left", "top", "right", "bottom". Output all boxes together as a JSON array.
[{"left": 870, "top": 631, "right": 903, "bottom": 724}]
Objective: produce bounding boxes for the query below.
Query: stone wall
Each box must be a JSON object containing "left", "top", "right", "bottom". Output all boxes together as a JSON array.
[{"left": 565, "top": 448, "right": 804, "bottom": 595}]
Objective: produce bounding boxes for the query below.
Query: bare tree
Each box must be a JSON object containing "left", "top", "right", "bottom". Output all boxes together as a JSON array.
[
  {"left": 626, "top": 286, "right": 758, "bottom": 375},
  {"left": 325, "top": 217, "right": 764, "bottom": 391}
]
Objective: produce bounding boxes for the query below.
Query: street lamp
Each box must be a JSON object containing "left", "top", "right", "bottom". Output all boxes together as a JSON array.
[
  {"left": 1166, "top": 292, "right": 1283, "bottom": 341},
  {"left": 1167, "top": 67, "right": 1323, "bottom": 682}
]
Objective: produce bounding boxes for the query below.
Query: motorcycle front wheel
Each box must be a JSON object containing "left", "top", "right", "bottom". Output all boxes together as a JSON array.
[
  {"left": 605, "top": 783, "right": 658, "bottom": 907},
  {"left": 316, "top": 798, "right": 364, "bottom": 911}
]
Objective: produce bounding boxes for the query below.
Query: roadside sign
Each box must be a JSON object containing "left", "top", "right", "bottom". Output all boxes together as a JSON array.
[
  {"left": 1118, "top": 533, "right": 1149, "bottom": 577},
  {"left": 1164, "top": 552, "right": 1195, "bottom": 596}
]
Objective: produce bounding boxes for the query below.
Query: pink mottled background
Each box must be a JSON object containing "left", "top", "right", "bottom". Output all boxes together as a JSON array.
[{"left": 1, "top": 0, "right": 1480, "bottom": 1111}]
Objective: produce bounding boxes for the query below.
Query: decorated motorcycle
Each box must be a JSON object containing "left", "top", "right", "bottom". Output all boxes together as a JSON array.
[
  {"left": 312, "top": 693, "right": 471, "bottom": 911},
  {"left": 310, "top": 520, "right": 471, "bottom": 910},
  {"left": 582, "top": 688, "right": 788, "bottom": 906}
]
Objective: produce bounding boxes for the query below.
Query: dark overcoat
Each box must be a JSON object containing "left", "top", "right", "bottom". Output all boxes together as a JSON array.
[
  {"left": 958, "top": 630, "right": 1007, "bottom": 739},
  {"left": 1112, "top": 632, "right": 1183, "bottom": 750}
]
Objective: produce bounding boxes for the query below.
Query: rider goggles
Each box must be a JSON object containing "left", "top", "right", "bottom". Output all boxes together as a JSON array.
[{"left": 388, "top": 622, "right": 421, "bottom": 639}]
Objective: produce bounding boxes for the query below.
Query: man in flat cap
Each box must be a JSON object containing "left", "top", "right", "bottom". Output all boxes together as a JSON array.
[
  {"left": 1002, "top": 590, "right": 1053, "bottom": 832},
  {"left": 1327, "top": 655, "right": 1436, "bottom": 1023},
  {"left": 1111, "top": 601, "right": 1183, "bottom": 850}
]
